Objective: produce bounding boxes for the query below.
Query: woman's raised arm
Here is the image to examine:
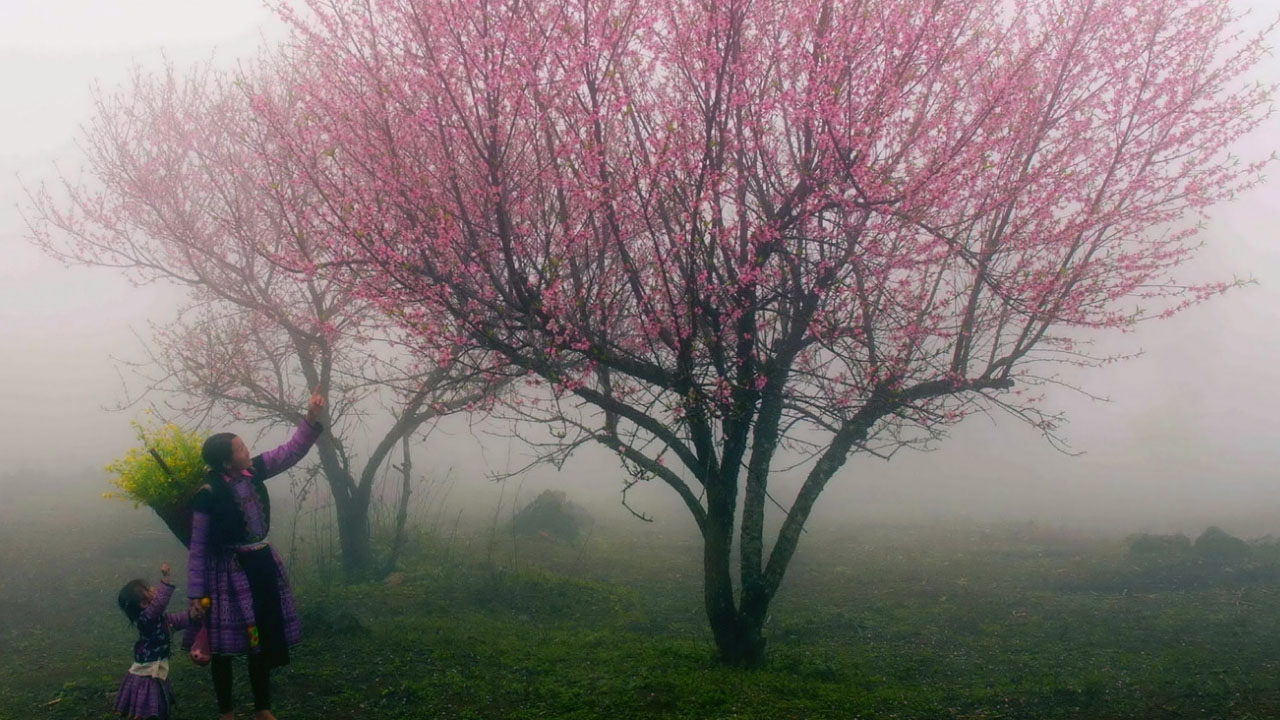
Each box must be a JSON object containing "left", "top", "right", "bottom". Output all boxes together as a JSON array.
[{"left": 255, "top": 386, "right": 325, "bottom": 480}]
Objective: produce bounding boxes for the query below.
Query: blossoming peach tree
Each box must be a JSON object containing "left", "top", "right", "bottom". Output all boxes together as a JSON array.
[{"left": 63, "top": 0, "right": 1275, "bottom": 664}]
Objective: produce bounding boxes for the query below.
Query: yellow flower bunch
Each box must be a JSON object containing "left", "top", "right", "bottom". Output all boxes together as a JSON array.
[{"left": 104, "top": 420, "right": 208, "bottom": 509}]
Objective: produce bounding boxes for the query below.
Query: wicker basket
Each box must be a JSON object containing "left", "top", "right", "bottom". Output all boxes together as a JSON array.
[
  {"left": 146, "top": 449, "right": 203, "bottom": 548},
  {"left": 151, "top": 487, "right": 202, "bottom": 548}
]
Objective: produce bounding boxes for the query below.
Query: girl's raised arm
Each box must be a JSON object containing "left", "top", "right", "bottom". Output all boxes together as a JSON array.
[{"left": 140, "top": 579, "right": 175, "bottom": 622}]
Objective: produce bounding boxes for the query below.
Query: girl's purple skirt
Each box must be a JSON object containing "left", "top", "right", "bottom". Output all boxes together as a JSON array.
[
  {"left": 183, "top": 544, "right": 300, "bottom": 663},
  {"left": 113, "top": 673, "right": 174, "bottom": 719}
]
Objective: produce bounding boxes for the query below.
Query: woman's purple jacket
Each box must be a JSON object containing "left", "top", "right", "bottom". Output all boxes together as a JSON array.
[{"left": 187, "top": 420, "right": 321, "bottom": 598}]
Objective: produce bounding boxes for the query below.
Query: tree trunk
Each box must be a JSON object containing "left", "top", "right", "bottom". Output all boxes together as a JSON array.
[
  {"left": 382, "top": 435, "right": 413, "bottom": 576},
  {"left": 702, "top": 485, "right": 767, "bottom": 666},
  {"left": 703, "top": 527, "right": 767, "bottom": 665},
  {"left": 314, "top": 435, "right": 375, "bottom": 583},
  {"left": 335, "top": 494, "right": 373, "bottom": 583}
]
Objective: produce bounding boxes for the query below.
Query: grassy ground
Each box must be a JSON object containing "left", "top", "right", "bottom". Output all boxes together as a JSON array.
[{"left": 3, "top": 497, "right": 1280, "bottom": 719}]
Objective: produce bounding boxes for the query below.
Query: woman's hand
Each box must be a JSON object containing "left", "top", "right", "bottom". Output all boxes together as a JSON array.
[
  {"left": 305, "top": 384, "right": 325, "bottom": 425},
  {"left": 189, "top": 598, "right": 207, "bottom": 620},
  {"left": 160, "top": 563, "right": 171, "bottom": 581}
]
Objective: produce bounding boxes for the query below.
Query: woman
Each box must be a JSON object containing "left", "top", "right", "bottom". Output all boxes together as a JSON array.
[{"left": 186, "top": 387, "right": 324, "bottom": 720}]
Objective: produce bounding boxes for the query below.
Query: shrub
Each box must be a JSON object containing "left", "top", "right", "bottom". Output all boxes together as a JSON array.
[
  {"left": 1193, "top": 526, "right": 1250, "bottom": 562},
  {"left": 1126, "top": 533, "right": 1191, "bottom": 557},
  {"left": 510, "top": 490, "right": 592, "bottom": 543}
]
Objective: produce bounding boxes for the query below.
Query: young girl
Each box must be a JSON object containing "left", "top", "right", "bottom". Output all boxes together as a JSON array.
[{"left": 114, "top": 563, "right": 191, "bottom": 720}]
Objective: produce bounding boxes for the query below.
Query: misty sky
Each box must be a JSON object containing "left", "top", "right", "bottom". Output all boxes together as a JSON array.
[{"left": 2, "top": 0, "right": 1280, "bottom": 535}]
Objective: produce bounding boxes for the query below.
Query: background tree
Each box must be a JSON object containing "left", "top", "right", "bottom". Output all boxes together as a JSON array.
[{"left": 25, "top": 58, "right": 499, "bottom": 582}]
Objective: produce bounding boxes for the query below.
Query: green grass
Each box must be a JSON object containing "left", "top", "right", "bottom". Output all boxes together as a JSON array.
[{"left": 4, "top": 503, "right": 1280, "bottom": 719}]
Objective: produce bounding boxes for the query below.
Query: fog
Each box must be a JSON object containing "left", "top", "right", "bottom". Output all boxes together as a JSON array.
[{"left": 3, "top": 0, "right": 1280, "bottom": 541}]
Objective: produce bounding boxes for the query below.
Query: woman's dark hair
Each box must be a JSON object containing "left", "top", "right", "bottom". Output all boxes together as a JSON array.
[
  {"left": 117, "top": 579, "right": 149, "bottom": 625},
  {"left": 202, "top": 432, "right": 237, "bottom": 473}
]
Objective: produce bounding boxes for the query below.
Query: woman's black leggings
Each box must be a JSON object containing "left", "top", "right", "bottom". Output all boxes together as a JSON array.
[{"left": 211, "top": 654, "right": 271, "bottom": 712}]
